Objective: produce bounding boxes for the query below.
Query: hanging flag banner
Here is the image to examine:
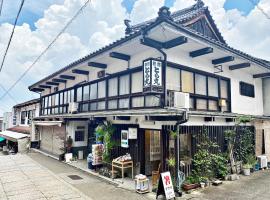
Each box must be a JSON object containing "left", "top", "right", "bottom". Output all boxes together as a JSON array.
[{"left": 143, "top": 58, "right": 163, "bottom": 93}]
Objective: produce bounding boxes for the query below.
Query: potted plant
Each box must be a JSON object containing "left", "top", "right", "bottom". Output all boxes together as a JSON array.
[
  {"left": 182, "top": 175, "right": 200, "bottom": 191},
  {"left": 242, "top": 164, "right": 251, "bottom": 176}
]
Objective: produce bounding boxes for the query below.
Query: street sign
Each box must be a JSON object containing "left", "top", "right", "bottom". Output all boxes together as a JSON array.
[{"left": 156, "top": 171, "right": 175, "bottom": 200}]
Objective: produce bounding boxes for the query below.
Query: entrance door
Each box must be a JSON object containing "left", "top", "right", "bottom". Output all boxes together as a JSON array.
[{"left": 145, "top": 130, "right": 161, "bottom": 175}]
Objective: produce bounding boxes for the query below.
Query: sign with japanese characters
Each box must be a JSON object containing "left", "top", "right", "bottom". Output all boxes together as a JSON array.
[
  {"left": 143, "top": 58, "right": 163, "bottom": 93},
  {"left": 156, "top": 171, "right": 175, "bottom": 199}
]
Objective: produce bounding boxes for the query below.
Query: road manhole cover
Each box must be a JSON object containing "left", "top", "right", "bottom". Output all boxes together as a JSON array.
[{"left": 68, "top": 175, "right": 83, "bottom": 180}]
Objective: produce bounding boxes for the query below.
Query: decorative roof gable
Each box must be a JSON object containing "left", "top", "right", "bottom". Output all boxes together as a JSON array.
[{"left": 125, "top": 0, "right": 226, "bottom": 44}]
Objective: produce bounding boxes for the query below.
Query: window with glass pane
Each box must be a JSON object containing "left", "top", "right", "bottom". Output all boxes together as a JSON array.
[
  {"left": 196, "top": 99, "right": 207, "bottom": 110},
  {"left": 132, "top": 97, "right": 144, "bottom": 107},
  {"left": 44, "top": 97, "right": 48, "bottom": 107},
  {"left": 181, "top": 71, "right": 194, "bottom": 93},
  {"left": 132, "top": 72, "right": 143, "bottom": 93},
  {"left": 59, "top": 92, "right": 63, "bottom": 105},
  {"left": 55, "top": 93, "right": 59, "bottom": 106},
  {"left": 90, "top": 83, "right": 97, "bottom": 99},
  {"left": 77, "top": 87, "right": 83, "bottom": 102},
  {"left": 195, "top": 74, "right": 206, "bottom": 95},
  {"left": 119, "top": 98, "right": 129, "bottom": 108},
  {"left": 220, "top": 80, "right": 228, "bottom": 99},
  {"left": 98, "top": 101, "right": 105, "bottom": 110},
  {"left": 190, "top": 98, "right": 195, "bottom": 109},
  {"left": 119, "top": 75, "right": 130, "bottom": 95},
  {"left": 145, "top": 95, "right": 160, "bottom": 107},
  {"left": 90, "top": 102, "right": 97, "bottom": 110},
  {"left": 108, "top": 78, "right": 118, "bottom": 97},
  {"left": 48, "top": 96, "right": 52, "bottom": 107},
  {"left": 51, "top": 95, "right": 55, "bottom": 106},
  {"left": 98, "top": 81, "right": 106, "bottom": 98},
  {"left": 63, "top": 91, "right": 67, "bottom": 104},
  {"left": 208, "top": 100, "right": 218, "bottom": 111},
  {"left": 166, "top": 67, "right": 180, "bottom": 91},
  {"left": 83, "top": 85, "right": 90, "bottom": 101},
  {"left": 69, "top": 89, "right": 74, "bottom": 102},
  {"left": 208, "top": 77, "right": 218, "bottom": 97},
  {"left": 108, "top": 100, "right": 117, "bottom": 109},
  {"left": 82, "top": 103, "right": 89, "bottom": 112}
]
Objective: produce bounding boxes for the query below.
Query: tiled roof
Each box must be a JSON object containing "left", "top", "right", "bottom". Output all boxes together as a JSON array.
[
  {"left": 7, "top": 126, "right": 30, "bottom": 134},
  {"left": 127, "top": 2, "right": 226, "bottom": 44},
  {"left": 13, "top": 98, "right": 40, "bottom": 108},
  {"left": 29, "top": 2, "right": 270, "bottom": 90}
]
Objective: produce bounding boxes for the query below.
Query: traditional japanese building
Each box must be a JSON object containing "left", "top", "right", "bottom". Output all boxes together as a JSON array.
[{"left": 28, "top": 1, "right": 270, "bottom": 175}]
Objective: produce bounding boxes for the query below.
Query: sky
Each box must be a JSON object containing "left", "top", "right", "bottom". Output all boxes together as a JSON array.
[{"left": 0, "top": 0, "right": 269, "bottom": 115}]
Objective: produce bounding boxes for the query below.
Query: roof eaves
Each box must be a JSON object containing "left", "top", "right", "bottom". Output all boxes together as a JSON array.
[
  {"left": 163, "top": 20, "right": 270, "bottom": 70},
  {"left": 29, "top": 31, "right": 142, "bottom": 90}
]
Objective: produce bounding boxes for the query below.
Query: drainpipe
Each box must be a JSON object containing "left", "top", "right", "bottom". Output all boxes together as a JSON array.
[{"left": 176, "top": 110, "right": 189, "bottom": 191}]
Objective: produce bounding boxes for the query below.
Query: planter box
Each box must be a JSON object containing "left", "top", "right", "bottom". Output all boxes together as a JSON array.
[{"left": 182, "top": 183, "right": 200, "bottom": 191}]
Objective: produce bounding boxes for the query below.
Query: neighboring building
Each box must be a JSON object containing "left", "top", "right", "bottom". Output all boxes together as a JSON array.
[
  {"left": 2, "top": 112, "right": 13, "bottom": 131},
  {"left": 28, "top": 2, "right": 270, "bottom": 174},
  {"left": 0, "top": 99, "right": 39, "bottom": 153},
  {"left": 0, "top": 117, "right": 3, "bottom": 132}
]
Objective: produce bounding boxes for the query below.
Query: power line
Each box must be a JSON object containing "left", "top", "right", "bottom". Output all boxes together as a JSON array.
[
  {"left": 0, "top": 0, "right": 25, "bottom": 72},
  {"left": 0, "top": 83, "right": 17, "bottom": 104},
  {"left": 248, "top": 0, "right": 270, "bottom": 20},
  {"left": 0, "top": 0, "right": 91, "bottom": 102},
  {"left": 0, "top": 0, "right": 3, "bottom": 16}
]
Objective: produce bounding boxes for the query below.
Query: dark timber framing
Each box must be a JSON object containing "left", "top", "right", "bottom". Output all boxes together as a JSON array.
[
  {"left": 60, "top": 75, "right": 75, "bottom": 80},
  {"left": 141, "top": 36, "right": 187, "bottom": 50},
  {"left": 72, "top": 69, "right": 89, "bottom": 75},
  {"left": 190, "top": 47, "right": 213, "bottom": 58},
  {"left": 109, "top": 52, "right": 131, "bottom": 61},
  {"left": 212, "top": 56, "right": 234, "bottom": 65},
  {"left": 229, "top": 63, "right": 250, "bottom": 70},
  {"left": 253, "top": 72, "right": 270, "bottom": 78},
  {"left": 88, "top": 62, "right": 107, "bottom": 69},
  {"left": 39, "top": 85, "right": 51, "bottom": 89},
  {"left": 52, "top": 78, "right": 67, "bottom": 83},
  {"left": 40, "top": 60, "right": 232, "bottom": 116},
  {"left": 46, "top": 81, "right": 59, "bottom": 86}
]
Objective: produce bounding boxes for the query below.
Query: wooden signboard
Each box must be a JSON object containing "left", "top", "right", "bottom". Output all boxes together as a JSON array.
[{"left": 156, "top": 171, "right": 175, "bottom": 200}]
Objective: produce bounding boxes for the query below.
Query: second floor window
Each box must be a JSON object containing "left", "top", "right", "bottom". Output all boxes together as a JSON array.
[{"left": 240, "top": 82, "right": 255, "bottom": 98}]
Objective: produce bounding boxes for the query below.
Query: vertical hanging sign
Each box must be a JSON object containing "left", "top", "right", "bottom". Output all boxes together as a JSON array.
[{"left": 143, "top": 58, "right": 163, "bottom": 93}]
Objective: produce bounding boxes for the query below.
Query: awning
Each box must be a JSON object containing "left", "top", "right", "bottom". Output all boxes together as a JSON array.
[
  {"left": 0, "top": 137, "right": 5, "bottom": 142},
  {"left": 0, "top": 131, "right": 29, "bottom": 142},
  {"left": 33, "top": 121, "right": 63, "bottom": 127}
]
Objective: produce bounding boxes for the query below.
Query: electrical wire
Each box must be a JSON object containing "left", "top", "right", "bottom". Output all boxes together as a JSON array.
[
  {"left": 0, "top": 0, "right": 25, "bottom": 72},
  {"left": 0, "top": 0, "right": 91, "bottom": 102},
  {"left": 248, "top": 0, "right": 270, "bottom": 20},
  {"left": 0, "top": 0, "right": 3, "bottom": 16},
  {"left": 0, "top": 83, "right": 17, "bottom": 104}
]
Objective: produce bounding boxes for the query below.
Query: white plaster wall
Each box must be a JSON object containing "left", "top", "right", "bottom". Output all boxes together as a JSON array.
[
  {"left": 66, "top": 121, "right": 88, "bottom": 147},
  {"left": 166, "top": 47, "right": 264, "bottom": 116},
  {"left": 182, "top": 116, "right": 237, "bottom": 126},
  {"left": 263, "top": 78, "right": 270, "bottom": 116}
]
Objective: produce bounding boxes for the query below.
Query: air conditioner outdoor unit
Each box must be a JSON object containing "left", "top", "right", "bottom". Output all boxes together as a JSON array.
[
  {"left": 168, "top": 91, "right": 190, "bottom": 109},
  {"left": 257, "top": 155, "right": 268, "bottom": 168},
  {"left": 68, "top": 102, "right": 78, "bottom": 113}
]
